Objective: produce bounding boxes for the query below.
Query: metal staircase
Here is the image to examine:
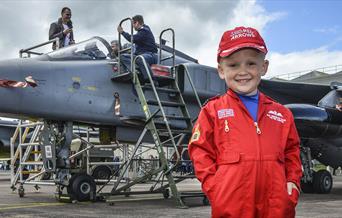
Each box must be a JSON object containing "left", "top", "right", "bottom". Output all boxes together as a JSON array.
[{"left": 109, "top": 21, "right": 203, "bottom": 207}]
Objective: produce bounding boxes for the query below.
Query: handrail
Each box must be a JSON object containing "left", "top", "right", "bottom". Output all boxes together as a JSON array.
[
  {"left": 117, "top": 17, "right": 134, "bottom": 74},
  {"left": 19, "top": 38, "right": 59, "bottom": 58},
  {"left": 269, "top": 64, "right": 342, "bottom": 80},
  {"left": 181, "top": 64, "right": 202, "bottom": 109},
  {"left": 158, "top": 28, "right": 175, "bottom": 77},
  {"left": 133, "top": 55, "right": 181, "bottom": 174}
]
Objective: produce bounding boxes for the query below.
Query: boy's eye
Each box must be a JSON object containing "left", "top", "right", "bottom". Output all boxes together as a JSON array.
[{"left": 228, "top": 64, "right": 237, "bottom": 67}]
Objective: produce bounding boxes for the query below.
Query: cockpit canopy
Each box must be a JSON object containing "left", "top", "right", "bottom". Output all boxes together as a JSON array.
[{"left": 37, "top": 37, "right": 112, "bottom": 61}]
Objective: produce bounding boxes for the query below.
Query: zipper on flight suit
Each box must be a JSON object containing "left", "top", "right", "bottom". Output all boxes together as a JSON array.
[
  {"left": 254, "top": 122, "right": 261, "bottom": 135},
  {"left": 224, "top": 120, "right": 229, "bottom": 132}
]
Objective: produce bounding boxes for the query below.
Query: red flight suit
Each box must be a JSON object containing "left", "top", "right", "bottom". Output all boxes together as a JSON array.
[{"left": 188, "top": 90, "right": 302, "bottom": 218}]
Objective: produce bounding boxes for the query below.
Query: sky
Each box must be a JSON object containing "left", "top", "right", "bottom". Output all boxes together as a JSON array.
[{"left": 0, "top": 0, "right": 342, "bottom": 78}]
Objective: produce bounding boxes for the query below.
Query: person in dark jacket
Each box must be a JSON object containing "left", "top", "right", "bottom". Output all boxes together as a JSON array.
[
  {"left": 49, "top": 7, "right": 75, "bottom": 50},
  {"left": 117, "top": 15, "right": 158, "bottom": 82}
]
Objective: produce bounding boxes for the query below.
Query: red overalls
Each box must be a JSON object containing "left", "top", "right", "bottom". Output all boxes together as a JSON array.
[{"left": 188, "top": 90, "right": 302, "bottom": 218}]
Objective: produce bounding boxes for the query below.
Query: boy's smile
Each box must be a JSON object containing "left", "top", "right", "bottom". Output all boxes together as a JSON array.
[{"left": 218, "top": 48, "right": 269, "bottom": 96}]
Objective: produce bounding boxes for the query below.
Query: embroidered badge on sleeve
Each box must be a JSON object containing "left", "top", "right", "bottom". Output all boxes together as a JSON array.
[{"left": 190, "top": 124, "right": 201, "bottom": 143}]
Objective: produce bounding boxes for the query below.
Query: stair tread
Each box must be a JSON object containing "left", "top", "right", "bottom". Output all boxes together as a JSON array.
[
  {"left": 142, "top": 85, "right": 179, "bottom": 94},
  {"left": 157, "top": 128, "right": 192, "bottom": 134},
  {"left": 155, "top": 115, "right": 190, "bottom": 120},
  {"left": 111, "top": 72, "right": 132, "bottom": 82},
  {"left": 147, "top": 100, "right": 184, "bottom": 107},
  {"left": 153, "top": 75, "right": 175, "bottom": 81}
]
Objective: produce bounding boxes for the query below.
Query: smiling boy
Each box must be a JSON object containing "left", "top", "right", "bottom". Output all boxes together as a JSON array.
[{"left": 188, "top": 27, "right": 302, "bottom": 218}]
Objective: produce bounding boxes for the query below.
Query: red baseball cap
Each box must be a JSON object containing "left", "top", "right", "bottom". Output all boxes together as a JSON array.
[{"left": 217, "top": 26, "right": 267, "bottom": 62}]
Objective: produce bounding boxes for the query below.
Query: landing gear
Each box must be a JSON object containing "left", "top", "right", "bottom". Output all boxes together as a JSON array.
[
  {"left": 18, "top": 185, "right": 25, "bottom": 198},
  {"left": 313, "top": 170, "right": 333, "bottom": 194},
  {"left": 67, "top": 173, "right": 96, "bottom": 202},
  {"left": 203, "top": 196, "right": 210, "bottom": 206},
  {"left": 300, "top": 146, "right": 315, "bottom": 193},
  {"left": 300, "top": 146, "right": 333, "bottom": 194},
  {"left": 92, "top": 165, "right": 112, "bottom": 180},
  {"left": 163, "top": 188, "right": 170, "bottom": 199},
  {"left": 300, "top": 180, "right": 314, "bottom": 193}
]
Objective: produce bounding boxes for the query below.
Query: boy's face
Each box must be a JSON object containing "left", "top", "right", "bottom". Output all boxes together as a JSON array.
[{"left": 218, "top": 48, "right": 269, "bottom": 96}]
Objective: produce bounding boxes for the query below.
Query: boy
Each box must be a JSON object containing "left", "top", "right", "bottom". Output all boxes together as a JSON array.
[{"left": 188, "top": 27, "right": 302, "bottom": 218}]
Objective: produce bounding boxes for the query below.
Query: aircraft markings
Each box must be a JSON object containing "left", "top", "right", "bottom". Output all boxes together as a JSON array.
[
  {"left": 72, "top": 77, "right": 81, "bottom": 82},
  {"left": 85, "top": 86, "right": 97, "bottom": 91}
]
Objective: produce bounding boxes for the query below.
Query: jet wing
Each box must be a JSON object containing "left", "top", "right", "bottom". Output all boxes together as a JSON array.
[{"left": 259, "top": 79, "right": 331, "bottom": 105}]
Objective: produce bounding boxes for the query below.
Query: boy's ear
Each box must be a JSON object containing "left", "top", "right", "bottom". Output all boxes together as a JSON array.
[
  {"left": 218, "top": 63, "right": 225, "bottom": 80},
  {"left": 262, "top": 60, "right": 269, "bottom": 76}
]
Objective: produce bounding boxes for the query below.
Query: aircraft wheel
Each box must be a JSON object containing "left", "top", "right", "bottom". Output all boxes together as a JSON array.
[
  {"left": 68, "top": 174, "right": 96, "bottom": 201},
  {"left": 22, "top": 167, "right": 30, "bottom": 180},
  {"left": 42, "top": 172, "right": 52, "bottom": 180},
  {"left": 92, "top": 165, "right": 111, "bottom": 180},
  {"left": 300, "top": 181, "right": 314, "bottom": 193},
  {"left": 203, "top": 196, "right": 210, "bottom": 206},
  {"left": 163, "top": 189, "right": 170, "bottom": 199},
  {"left": 124, "top": 188, "right": 131, "bottom": 197},
  {"left": 313, "top": 170, "right": 333, "bottom": 194},
  {"left": 18, "top": 186, "right": 25, "bottom": 198}
]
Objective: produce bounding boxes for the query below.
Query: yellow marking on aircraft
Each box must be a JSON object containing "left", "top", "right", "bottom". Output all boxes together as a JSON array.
[
  {"left": 72, "top": 77, "right": 81, "bottom": 82},
  {"left": 28, "top": 117, "right": 39, "bottom": 122},
  {"left": 85, "top": 86, "right": 97, "bottom": 91},
  {"left": 0, "top": 202, "right": 66, "bottom": 210}
]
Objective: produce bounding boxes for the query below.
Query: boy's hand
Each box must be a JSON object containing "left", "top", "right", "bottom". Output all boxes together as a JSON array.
[{"left": 287, "top": 182, "right": 299, "bottom": 195}]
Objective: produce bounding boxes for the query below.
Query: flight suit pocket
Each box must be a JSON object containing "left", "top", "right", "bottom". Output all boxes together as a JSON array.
[
  {"left": 217, "top": 152, "right": 240, "bottom": 165},
  {"left": 211, "top": 153, "right": 247, "bottom": 214},
  {"left": 269, "top": 153, "right": 293, "bottom": 216},
  {"left": 288, "top": 187, "right": 299, "bottom": 206}
]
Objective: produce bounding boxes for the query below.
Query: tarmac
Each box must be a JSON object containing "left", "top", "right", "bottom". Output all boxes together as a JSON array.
[{"left": 1, "top": 171, "right": 342, "bottom": 217}]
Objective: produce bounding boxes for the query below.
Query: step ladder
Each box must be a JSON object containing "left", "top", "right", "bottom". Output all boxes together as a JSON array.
[
  {"left": 111, "top": 25, "right": 198, "bottom": 207},
  {"left": 10, "top": 121, "right": 47, "bottom": 196}
]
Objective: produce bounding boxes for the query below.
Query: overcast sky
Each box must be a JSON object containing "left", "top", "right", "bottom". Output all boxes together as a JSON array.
[{"left": 1, "top": 0, "right": 342, "bottom": 78}]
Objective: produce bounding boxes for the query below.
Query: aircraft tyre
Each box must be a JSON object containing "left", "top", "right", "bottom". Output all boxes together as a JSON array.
[
  {"left": 163, "top": 189, "right": 170, "bottom": 199},
  {"left": 300, "top": 181, "right": 314, "bottom": 193},
  {"left": 22, "top": 167, "right": 30, "bottom": 180},
  {"left": 42, "top": 172, "right": 52, "bottom": 180},
  {"left": 92, "top": 165, "right": 112, "bottom": 180},
  {"left": 313, "top": 170, "right": 333, "bottom": 194},
  {"left": 67, "top": 173, "right": 96, "bottom": 201},
  {"left": 18, "top": 186, "right": 25, "bottom": 198},
  {"left": 203, "top": 196, "right": 210, "bottom": 206}
]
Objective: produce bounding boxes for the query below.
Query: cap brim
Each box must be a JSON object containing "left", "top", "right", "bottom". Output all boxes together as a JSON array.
[{"left": 218, "top": 43, "right": 267, "bottom": 59}]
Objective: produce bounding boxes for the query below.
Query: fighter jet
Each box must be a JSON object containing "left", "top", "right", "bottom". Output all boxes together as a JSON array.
[
  {"left": 260, "top": 80, "right": 342, "bottom": 194},
  {"left": 0, "top": 33, "right": 224, "bottom": 205}
]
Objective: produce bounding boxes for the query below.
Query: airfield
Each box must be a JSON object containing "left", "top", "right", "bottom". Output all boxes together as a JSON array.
[{"left": 0, "top": 171, "right": 342, "bottom": 217}]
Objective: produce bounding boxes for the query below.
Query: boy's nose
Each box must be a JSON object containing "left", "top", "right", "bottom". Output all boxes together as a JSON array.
[{"left": 237, "top": 66, "right": 249, "bottom": 75}]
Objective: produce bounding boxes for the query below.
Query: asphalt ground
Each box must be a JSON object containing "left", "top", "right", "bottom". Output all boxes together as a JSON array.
[{"left": 1, "top": 171, "right": 342, "bottom": 218}]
